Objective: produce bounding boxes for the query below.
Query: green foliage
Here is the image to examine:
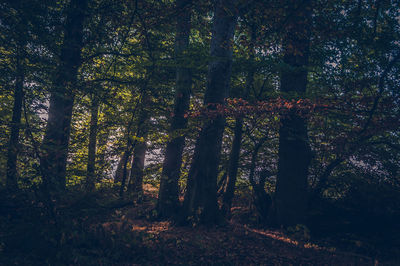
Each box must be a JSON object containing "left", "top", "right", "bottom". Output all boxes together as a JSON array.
[{"left": 0, "top": 0, "right": 399, "bottom": 262}]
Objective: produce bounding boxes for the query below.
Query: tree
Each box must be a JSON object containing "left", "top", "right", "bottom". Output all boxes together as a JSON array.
[
  {"left": 6, "top": 44, "right": 24, "bottom": 190},
  {"left": 128, "top": 91, "right": 151, "bottom": 201},
  {"left": 40, "top": 0, "right": 89, "bottom": 193},
  {"left": 157, "top": 0, "right": 193, "bottom": 219},
  {"left": 273, "top": 0, "right": 313, "bottom": 227},
  {"left": 220, "top": 20, "right": 259, "bottom": 217},
  {"left": 182, "top": 0, "right": 238, "bottom": 225},
  {"left": 85, "top": 94, "right": 99, "bottom": 191},
  {"left": 0, "top": 1, "right": 29, "bottom": 190}
]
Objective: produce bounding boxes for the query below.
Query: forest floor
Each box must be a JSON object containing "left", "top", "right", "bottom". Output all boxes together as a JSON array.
[{"left": 0, "top": 184, "right": 398, "bottom": 265}]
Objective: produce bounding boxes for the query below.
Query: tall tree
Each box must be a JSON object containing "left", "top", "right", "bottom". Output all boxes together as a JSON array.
[
  {"left": 1, "top": 1, "right": 32, "bottom": 190},
  {"left": 220, "top": 116, "right": 243, "bottom": 216},
  {"left": 157, "top": 0, "right": 192, "bottom": 218},
  {"left": 273, "top": 0, "right": 313, "bottom": 227},
  {"left": 85, "top": 94, "right": 99, "bottom": 191},
  {"left": 6, "top": 44, "right": 24, "bottom": 190},
  {"left": 114, "top": 152, "right": 128, "bottom": 184},
  {"left": 221, "top": 22, "right": 257, "bottom": 217},
  {"left": 182, "top": 0, "right": 238, "bottom": 225},
  {"left": 128, "top": 91, "right": 151, "bottom": 201},
  {"left": 40, "top": 0, "right": 89, "bottom": 192}
]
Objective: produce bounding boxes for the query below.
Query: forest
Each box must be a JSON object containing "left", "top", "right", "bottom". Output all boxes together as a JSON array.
[{"left": 0, "top": 0, "right": 399, "bottom": 264}]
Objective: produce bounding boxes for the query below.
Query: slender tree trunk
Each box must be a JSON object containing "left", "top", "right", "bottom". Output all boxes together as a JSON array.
[
  {"left": 97, "top": 126, "right": 110, "bottom": 179},
  {"left": 119, "top": 90, "right": 148, "bottom": 197},
  {"left": 248, "top": 141, "right": 264, "bottom": 189},
  {"left": 40, "top": 0, "right": 88, "bottom": 193},
  {"left": 119, "top": 142, "right": 133, "bottom": 197},
  {"left": 182, "top": 0, "right": 238, "bottom": 225},
  {"left": 274, "top": 1, "right": 312, "bottom": 227},
  {"left": 114, "top": 151, "right": 128, "bottom": 183},
  {"left": 127, "top": 91, "right": 151, "bottom": 200},
  {"left": 157, "top": 0, "right": 192, "bottom": 218},
  {"left": 221, "top": 117, "right": 243, "bottom": 217},
  {"left": 129, "top": 139, "right": 147, "bottom": 201},
  {"left": 217, "top": 170, "right": 227, "bottom": 196},
  {"left": 86, "top": 96, "right": 99, "bottom": 191},
  {"left": 220, "top": 23, "right": 257, "bottom": 217},
  {"left": 6, "top": 51, "right": 24, "bottom": 190}
]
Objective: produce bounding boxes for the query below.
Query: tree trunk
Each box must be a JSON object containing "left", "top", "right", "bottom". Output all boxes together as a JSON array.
[
  {"left": 274, "top": 1, "right": 312, "bottom": 227},
  {"left": 220, "top": 23, "right": 257, "bottom": 217},
  {"left": 129, "top": 140, "right": 147, "bottom": 201},
  {"left": 119, "top": 89, "right": 149, "bottom": 197},
  {"left": 182, "top": 0, "right": 238, "bottom": 225},
  {"left": 96, "top": 126, "right": 110, "bottom": 179},
  {"left": 114, "top": 151, "right": 128, "bottom": 183},
  {"left": 157, "top": 0, "right": 192, "bottom": 218},
  {"left": 119, "top": 144, "right": 132, "bottom": 197},
  {"left": 86, "top": 95, "right": 99, "bottom": 191},
  {"left": 128, "top": 92, "right": 151, "bottom": 201},
  {"left": 221, "top": 117, "right": 243, "bottom": 217},
  {"left": 252, "top": 170, "right": 272, "bottom": 224},
  {"left": 247, "top": 140, "right": 271, "bottom": 223},
  {"left": 40, "top": 0, "right": 88, "bottom": 193},
  {"left": 6, "top": 50, "right": 24, "bottom": 190}
]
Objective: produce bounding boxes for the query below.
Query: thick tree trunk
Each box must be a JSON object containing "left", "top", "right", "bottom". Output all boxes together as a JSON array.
[
  {"left": 221, "top": 117, "right": 243, "bottom": 217},
  {"left": 6, "top": 52, "right": 24, "bottom": 190},
  {"left": 182, "top": 0, "right": 238, "bottom": 225},
  {"left": 40, "top": 0, "right": 88, "bottom": 193},
  {"left": 86, "top": 96, "right": 99, "bottom": 191},
  {"left": 274, "top": 1, "right": 312, "bottom": 227},
  {"left": 157, "top": 0, "right": 192, "bottom": 218}
]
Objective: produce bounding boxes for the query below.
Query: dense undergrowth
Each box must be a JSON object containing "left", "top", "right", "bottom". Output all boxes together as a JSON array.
[{"left": 1, "top": 184, "right": 399, "bottom": 265}]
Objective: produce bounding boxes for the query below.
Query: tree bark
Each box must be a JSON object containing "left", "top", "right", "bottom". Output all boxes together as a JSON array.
[
  {"left": 273, "top": 1, "right": 312, "bottom": 227},
  {"left": 40, "top": 0, "right": 88, "bottom": 193},
  {"left": 119, "top": 144, "right": 132, "bottom": 197},
  {"left": 6, "top": 50, "right": 24, "bottom": 190},
  {"left": 157, "top": 0, "right": 192, "bottom": 218},
  {"left": 96, "top": 125, "right": 110, "bottom": 177},
  {"left": 220, "top": 23, "right": 257, "bottom": 217},
  {"left": 221, "top": 117, "right": 243, "bottom": 217},
  {"left": 86, "top": 95, "right": 99, "bottom": 191},
  {"left": 129, "top": 139, "right": 147, "bottom": 201},
  {"left": 247, "top": 140, "right": 271, "bottom": 223},
  {"left": 128, "top": 92, "right": 151, "bottom": 201},
  {"left": 114, "top": 151, "right": 128, "bottom": 184},
  {"left": 182, "top": 0, "right": 238, "bottom": 225}
]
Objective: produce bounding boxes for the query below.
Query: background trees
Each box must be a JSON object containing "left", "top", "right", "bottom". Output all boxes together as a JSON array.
[{"left": 0, "top": 0, "right": 399, "bottom": 259}]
